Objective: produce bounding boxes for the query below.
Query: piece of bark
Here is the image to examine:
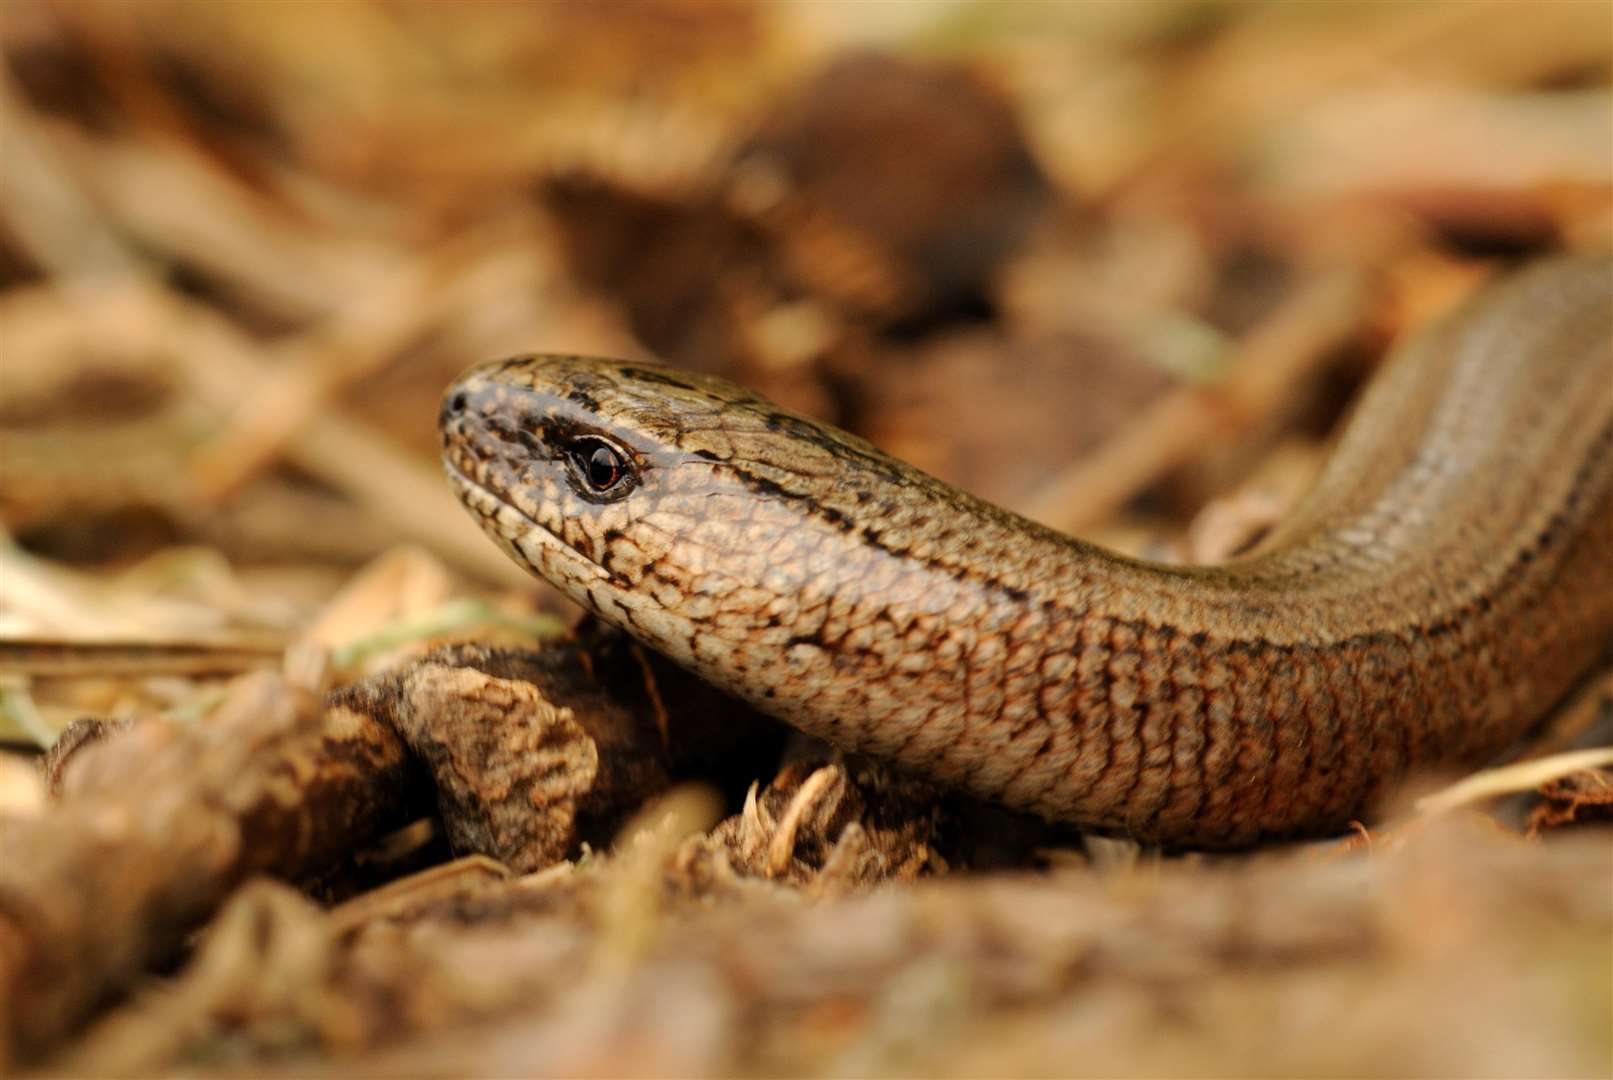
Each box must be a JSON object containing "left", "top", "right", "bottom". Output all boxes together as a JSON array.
[
  {"left": 370, "top": 648, "right": 665, "bottom": 873},
  {"left": 0, "top": 670, "right": 421, "bottom": 1068},
  {"left": 356, "top": 637, "right": 784, "bottom": 873}
]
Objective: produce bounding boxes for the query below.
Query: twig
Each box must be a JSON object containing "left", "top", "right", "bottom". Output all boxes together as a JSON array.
[{"left": 0, "top": 638, "right": 282, "bottom": 678}]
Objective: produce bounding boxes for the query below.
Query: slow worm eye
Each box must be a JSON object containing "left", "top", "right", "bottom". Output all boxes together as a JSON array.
[
  {"left": 566, "top": 435, "right": 635, "bottom": 499},
  {"left": 584, "top": 444, "right": 622, "bottom": 489}
]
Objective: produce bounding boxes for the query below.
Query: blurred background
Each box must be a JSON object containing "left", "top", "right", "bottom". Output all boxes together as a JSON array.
[
  {"left": 3, "top": 7, "right": 1612, "bottom": 1077},
  {"left": 2, "top": 0, "right": 1610, "bottom": 736}
]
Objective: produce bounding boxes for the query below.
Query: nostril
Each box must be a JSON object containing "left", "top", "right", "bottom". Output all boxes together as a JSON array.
[{"left": 440, "top": 389, "right": 470, "bottom": 430}]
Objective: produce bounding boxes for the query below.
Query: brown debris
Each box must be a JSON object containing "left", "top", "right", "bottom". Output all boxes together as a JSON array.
[
  {"left": 735, "top": 52, "right": 1052, "bottom": 325},
  {"left": 539, "top": 50, "right": 1053, "bottom": 421},
  {"left": 0, "top": 670, "right": 421, "bottom": 1067},
  {"left": 383, "top": 664, "right": 606, "bottom": 872},
  {"left": 21, "top": 819, "right": 1613, "bottom": 1079},
  {"left": 349, "top": 645, "right": 673, "bottom": 874},
  {"left": 321, "top": 633, "right": 787, "bottom": 875},
  {"left": 46, "top": 880, "right": 349, "bottom": 1078},
  {"left": 671, "top": 749, "right": 1065, "bottom": 897},
  {"left": 694, "top": 758, "right": 951, "bottom": 891},
  {"left": 1529, "top": 768, "right": 1613, "bottom": 835}
]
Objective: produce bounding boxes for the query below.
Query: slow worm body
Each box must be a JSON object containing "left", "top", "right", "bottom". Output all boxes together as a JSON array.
[{"left": 441, "top": 257, "right": 1613, "bottom": 847}]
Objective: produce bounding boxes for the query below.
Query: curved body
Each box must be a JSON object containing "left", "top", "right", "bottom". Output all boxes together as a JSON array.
[{"left": 441, "top": 257, "right": 1613, "bottom": 847}]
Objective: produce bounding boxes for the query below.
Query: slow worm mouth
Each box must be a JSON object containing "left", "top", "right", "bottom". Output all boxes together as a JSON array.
[{"left": 441, "top": 457, "right": 610, "bottom": 583}]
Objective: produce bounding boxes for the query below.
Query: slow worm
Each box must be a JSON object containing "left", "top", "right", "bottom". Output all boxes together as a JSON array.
[{"left": 440, "top": 257, "right": 1613, "bottom": 847}]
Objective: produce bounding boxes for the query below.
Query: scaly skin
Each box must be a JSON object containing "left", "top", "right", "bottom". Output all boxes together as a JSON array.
[{"left": 440, "top": 257, "right": 1613, "bottom": 848}]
